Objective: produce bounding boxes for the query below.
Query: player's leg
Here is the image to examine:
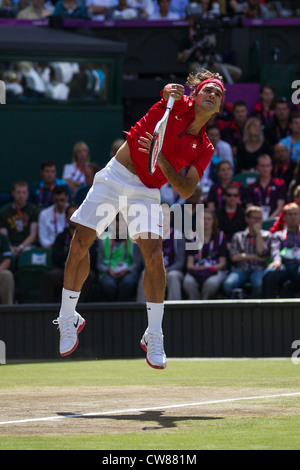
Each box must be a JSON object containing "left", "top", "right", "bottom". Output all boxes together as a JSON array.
[
  {"left": 136, "top": 235, "right": 167, "bottom": 369},
  {"left": 53, "top": 224, "right": 97, "bottom": 356}
]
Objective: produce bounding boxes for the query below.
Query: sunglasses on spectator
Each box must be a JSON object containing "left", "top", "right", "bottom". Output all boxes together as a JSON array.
[{"left": 225, "top": 193, "right": 239, "bottom": 197}]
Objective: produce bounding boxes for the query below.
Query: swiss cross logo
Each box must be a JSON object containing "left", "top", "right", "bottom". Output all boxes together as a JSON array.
[{"left": 0, "top": 80, "right": 6, "bottom": 104}]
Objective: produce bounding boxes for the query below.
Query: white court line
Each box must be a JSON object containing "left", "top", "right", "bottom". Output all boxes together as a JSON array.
[{"left": 1, "top": 392, "right": 300, "bottom": 426}]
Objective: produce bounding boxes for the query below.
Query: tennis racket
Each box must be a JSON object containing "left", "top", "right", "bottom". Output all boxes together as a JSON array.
[{"left": 148, "top": 95, "right": 175, "bottom": 175}]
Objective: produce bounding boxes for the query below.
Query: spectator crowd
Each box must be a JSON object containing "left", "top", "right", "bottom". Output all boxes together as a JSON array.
[
  {"left": 0, "top": 0, "right": 299, "bottom": 23},
  {"left": 1, "top": 83, "right": 300, "bottom": 305}
]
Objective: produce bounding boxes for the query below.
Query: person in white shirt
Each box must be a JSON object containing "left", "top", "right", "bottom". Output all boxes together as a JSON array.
[
  {"left": 86, "top": 0, "right": 117, "bottom": 20},
  {"left": 62, "top": 141, "right": 91, "bottom": 194},
  {"left": 207, "top": 124, "right": 234, "bottom": 168},
  {"left": 38, "top": 186, "right": 69, "bottom": 248},
  {"left": 148, "top": 0, "right": 180, "bottom": 19}
]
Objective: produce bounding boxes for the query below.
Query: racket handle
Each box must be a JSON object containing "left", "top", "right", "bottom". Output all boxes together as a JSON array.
[{"left": 167, "top": 95, "right": 175, "bottom": 110}]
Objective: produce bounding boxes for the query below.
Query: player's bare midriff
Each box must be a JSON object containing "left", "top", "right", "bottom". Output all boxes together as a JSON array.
[{"left": 115, "top": 141, "right": 137, "bottom": 175}]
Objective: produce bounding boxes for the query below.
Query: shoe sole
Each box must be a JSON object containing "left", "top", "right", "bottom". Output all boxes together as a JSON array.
[
  {"left": 140, "top": 339, "right": 166, "bottom": 370},
  {"left": 61, "top": 320, "right": 86, "bottom": 357}
]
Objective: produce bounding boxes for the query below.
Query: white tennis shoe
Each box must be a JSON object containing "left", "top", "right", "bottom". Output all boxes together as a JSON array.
[
  {"left": 53, "top": 312, "right": 85, "bottom": 356},
  {"left": 140, "top": 330, "right": 167, "bottom": 369}
]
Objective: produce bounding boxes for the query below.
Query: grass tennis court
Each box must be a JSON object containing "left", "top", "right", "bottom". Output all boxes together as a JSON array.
[{"left": 0, "top": 358, "right": 300, "bottom": 450}]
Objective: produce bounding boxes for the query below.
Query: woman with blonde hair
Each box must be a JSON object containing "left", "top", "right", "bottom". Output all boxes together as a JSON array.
[
  {"left": 236, "top": 117, "right": 273, "bottom": 173},
  {"left": 62, "top": 141, "right": 91, "bottom": 193}
]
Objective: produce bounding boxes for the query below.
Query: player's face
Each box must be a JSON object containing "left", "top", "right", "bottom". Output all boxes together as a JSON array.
[{"left": 196, "top": 84, "right": 222, "bottom": 114}]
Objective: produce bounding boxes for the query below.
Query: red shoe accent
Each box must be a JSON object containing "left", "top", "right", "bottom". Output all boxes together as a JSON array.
[{"left": 61, "top": 320, "right": 86, "bottom": 357}]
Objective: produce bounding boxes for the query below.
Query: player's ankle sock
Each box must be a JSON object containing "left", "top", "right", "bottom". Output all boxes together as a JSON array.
[
  {"left": 59, "top": 288, "right": 80, "bottom": 318},
  {"left": 146, "top": 302, "right": 164, "bottom": 334}
]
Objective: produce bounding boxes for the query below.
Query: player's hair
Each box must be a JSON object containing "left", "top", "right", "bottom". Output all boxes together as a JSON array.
[{"left": 186, "top": 68, "right": 225, "bottom": 101}]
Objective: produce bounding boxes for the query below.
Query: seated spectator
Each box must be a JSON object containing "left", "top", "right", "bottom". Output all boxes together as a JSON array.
[
  {"left": 222, "top": 205, "right": 278, "bottom": 298},
  {"left": 17, "top": 0, "right": 52, "bottom": 18},
  {"left": 75, "top": 162, "right": 101, "bottom": 206},
  {"left": 44, "top": 66, "right": 69, "bottom": 101},
  {"left": 226, "top": 0, "right": 245, "bottom": 17},
  {"left": 38, "top": 186, "right": 69, "bottom": 248},
  {"left": 39, "top": 205, "right": 97, "bottom": 303},
  {"left": 269, "top": 185, "right": 300, "bottom": 233},
  {"left": 207, "top": 160, "right": 243, "bottom": 210},
  {"left": 29, "top": 159, "right": 71, "bottom": 209},
  {"left": 236, "top": 117, "right": 273, "bottom": 173},
  {"left": 272, "top": 142, "right": 296, "bottom": 188},
  {"left": 128, "top": 0, "right": 154, "bottom": 19},
  {"left": 86, "top": 0, "right": 118, "bottom": 20},
  {"left": 243, "top": 0, "right": 271, "bottom": 18},
  {"left": 182, "top": 185, "right": 203, "bottom": 238},
  {"left": 183, "top": 208, "right": 227, "bottom": 300},
  {"left": 105, "top": 0, "right": 140, "bottom": 19},
  {"left": 170, "top": 0, "right": 189, "bottom": 18},
  {"left": 206, "top": 124, "right": 234, "bottom": 181},
  {"left": 0, "top": 181, "right": 39, "bottom": 258},
  {"left": 0, "top": 0, "right": 18, "bottom": 17},
  {"left": 264, "top": 97, "right": 291, "bottom": 145},
  {"left": 160, "top": 181, "right": 185, "bottom": 206},
  {"left": 221, "top": 100, "right": 249, "bottom": 158},
  {"left": 62, "top": 141, "right": 90, "bottom": 194},
  {"left": 0, "top": 233, "right": 14, "bottom": 304},
  {"left": 53, "top": 0, "right": 88, "bottom": 18},
  {"left": 288, "top": 160, "right": 300, "bottom": 201},
  {"left": 246, "top": 154, "right": 286, "bottom": 221},
  {"left": 148, "top": 0, "right": 180, "bottom": 19},
  {"left": 216, "top": 183, "right": 246, "bottom": 246},
  {"left": 95, "top": 214, "right": 143, "bottom": 301},
  {"left": 251, "top": 84, "right": 275, "bottom": 130},
  {"left": 137, "top": 203, "right": 185, "bottom": 301},
  {"left": 280, "top": 112, "right": 300, "bottom": 163},
  {"left": 263, "top": 203, "right": 300, "bottom": 298}
]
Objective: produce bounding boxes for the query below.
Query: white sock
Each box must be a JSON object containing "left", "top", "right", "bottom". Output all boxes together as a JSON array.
[
  {"left": 59, "top": 288, "right": 80, "bottom": 318},
  {"left": 146, "top": 302, "right": 164, "bottom": 334}
]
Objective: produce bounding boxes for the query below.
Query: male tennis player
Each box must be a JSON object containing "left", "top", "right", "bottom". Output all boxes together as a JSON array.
[{"left": 53, "top": 69, "right": 225, "bottom": 369}]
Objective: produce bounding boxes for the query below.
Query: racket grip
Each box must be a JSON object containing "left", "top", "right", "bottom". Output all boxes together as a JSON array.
[{"left": 167, "top": 95, "right": 175, "bottom": 110}]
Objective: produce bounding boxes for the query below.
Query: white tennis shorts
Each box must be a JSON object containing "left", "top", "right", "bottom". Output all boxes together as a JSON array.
[{"left": 71, "top": 157, "right": 163, "bottom": 240}]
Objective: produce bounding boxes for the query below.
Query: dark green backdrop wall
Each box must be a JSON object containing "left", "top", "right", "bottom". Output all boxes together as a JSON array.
[{"left": 0, "top": 104, "right": 124, "bottom": 191}]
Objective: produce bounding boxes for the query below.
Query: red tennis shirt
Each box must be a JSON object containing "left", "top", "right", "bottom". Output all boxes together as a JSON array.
[{"left": 125, "top": 94, "right": 214, "bottom": 189}]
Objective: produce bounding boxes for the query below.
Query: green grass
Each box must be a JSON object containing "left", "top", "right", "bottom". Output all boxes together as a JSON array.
[{"left": 1, "top": 359, "right": 300, "bottom": 450}]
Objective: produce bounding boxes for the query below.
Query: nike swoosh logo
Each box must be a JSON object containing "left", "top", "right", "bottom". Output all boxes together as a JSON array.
[
  {"left": 69, "top": 296, "right": 78, "bottom": 299},
  {"left": 74, "top": 318, "right": 79, "bottom": 328}
]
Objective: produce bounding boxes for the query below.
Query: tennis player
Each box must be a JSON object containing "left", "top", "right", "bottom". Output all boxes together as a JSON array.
[{"left": 53, "top": 68, "right": 225, "bottom": 369}]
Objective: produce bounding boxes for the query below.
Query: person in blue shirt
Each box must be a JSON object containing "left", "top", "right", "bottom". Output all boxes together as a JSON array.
[
  {"left": 280, "top": 113, "right": 300, "bottom": 163},
  {"left": 53, "top": 0, "right": 88, "bottom": 18}
]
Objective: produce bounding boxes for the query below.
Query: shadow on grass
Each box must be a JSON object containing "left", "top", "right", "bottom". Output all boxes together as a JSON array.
[{"left": 57, "top": 410, "right": 222, "bottom": 430}]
